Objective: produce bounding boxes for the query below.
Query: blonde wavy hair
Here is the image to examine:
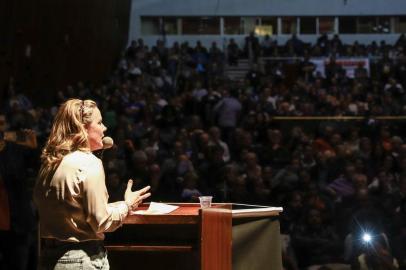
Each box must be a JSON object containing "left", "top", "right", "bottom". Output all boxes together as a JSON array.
[{"left": 39, "top": 99, "right": 98, "bottom": 177}]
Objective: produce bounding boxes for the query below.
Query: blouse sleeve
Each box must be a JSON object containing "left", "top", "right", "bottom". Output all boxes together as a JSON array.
[{"left": 80, "top": 158, "right": 129, "bottom": 234}]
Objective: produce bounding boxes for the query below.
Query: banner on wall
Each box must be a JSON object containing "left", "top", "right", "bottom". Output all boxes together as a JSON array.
[{"left": 310, "top": 58, "right": 370, "bottom": 78}]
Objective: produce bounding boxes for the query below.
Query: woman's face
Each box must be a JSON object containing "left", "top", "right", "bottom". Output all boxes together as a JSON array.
[{"left": 85, "top": 108, "right": 107, "bottom": 151}]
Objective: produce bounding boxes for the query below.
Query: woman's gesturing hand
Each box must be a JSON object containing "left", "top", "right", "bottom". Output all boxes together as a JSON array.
[{"left": 124, "top": 180, "right": 151, "bottom": 211}]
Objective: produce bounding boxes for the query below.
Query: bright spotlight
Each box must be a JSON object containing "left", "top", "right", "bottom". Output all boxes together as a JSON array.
[{"left": 362, "top": 233, "right": 372, "bottom": 243}]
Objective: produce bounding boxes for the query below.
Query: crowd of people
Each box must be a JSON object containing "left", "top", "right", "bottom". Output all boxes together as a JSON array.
[{"left": 1, "top": 32, "right": 406, "bottom": 269}]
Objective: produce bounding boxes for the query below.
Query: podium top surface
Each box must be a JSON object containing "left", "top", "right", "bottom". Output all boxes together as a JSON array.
[{"left": 124, "top": 203, "right": 282, "bottom": 225}]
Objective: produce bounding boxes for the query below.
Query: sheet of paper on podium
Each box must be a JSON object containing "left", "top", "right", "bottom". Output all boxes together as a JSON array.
[
  {"left": 231, "top": 203, "right": 284, "bottom": 214},
  {"left": 131, "top": 202, "right": 179, "bottom": 215}
]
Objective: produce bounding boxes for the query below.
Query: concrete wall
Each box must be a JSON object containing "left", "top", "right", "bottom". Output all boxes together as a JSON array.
[
  {"left": 129, "top": 0, "right": 406, "bottom": 48},
  {"left": 132, "top": 0, "right": 406, "bottom": 16}
]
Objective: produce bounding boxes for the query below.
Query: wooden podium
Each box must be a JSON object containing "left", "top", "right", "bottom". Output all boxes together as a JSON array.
[{"left": 105, "top": 203, "right": 283, "bottom": 270}]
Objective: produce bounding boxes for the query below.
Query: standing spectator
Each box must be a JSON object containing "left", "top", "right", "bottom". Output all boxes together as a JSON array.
[
  {"left": 325, "top": 56, "right": 344, "bottom": 82},
  {"left": 285, "top": 34, "right": 305, "bottom": 56},
  {"left": 213, "top": 89, "right": 242, "bottom": 144},
  {"left": 244, "top": 32, "right": 260, "bottom": 63},
  {"left": 126, "top": 40, "right": 138, "bottom": 61},
  {"left": 245, "top": 64, "right": 263, "bottom": 93},
  {"left": 0, "top": 113, "right": 39, "bottom": 270},
  {"left": 261, "top": 34, "right": 273, "bottom": 57},
  {"left": 299, "top": 55, "right": 316, "bottom": 82},
  {"left": 316, "top": 33, "right": 330, "bottom": 55},
  {"left": 227, "top": 38, "right": 240, "bottom": 66}
]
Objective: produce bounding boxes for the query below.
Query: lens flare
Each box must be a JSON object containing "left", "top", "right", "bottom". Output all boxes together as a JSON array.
[{"left": 362, "top": 233, "right": 372, "bottom": 243}]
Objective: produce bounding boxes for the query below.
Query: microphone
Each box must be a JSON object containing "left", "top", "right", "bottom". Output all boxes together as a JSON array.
[
  {"left": 94, "top": 136, "right": 114, "bottom": 159},
  {"left": 102, "top": 136, "right": 114, "bottom": 150}
]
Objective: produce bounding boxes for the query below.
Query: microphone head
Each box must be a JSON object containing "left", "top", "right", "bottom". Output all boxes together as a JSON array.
[{"left": 102, "top": 136, "right": 114, "bottom": 149}]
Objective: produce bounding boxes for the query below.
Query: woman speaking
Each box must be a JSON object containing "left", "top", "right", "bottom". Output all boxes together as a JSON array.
[{"left": 34, "top": 99, "right": 150, "bottom": 269}]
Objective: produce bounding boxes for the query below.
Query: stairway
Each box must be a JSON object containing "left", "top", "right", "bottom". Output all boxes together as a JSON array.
[{"left": 224, "top": 59, "right": 251, "bottom": 81}]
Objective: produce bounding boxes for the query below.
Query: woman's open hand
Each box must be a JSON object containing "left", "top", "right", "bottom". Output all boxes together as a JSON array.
[{"left": 124, "top": 180, "right": 151, "bottom": 211}]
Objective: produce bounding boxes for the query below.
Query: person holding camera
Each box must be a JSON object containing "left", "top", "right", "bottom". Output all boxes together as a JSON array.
[
  {"left": 352, "top": 234, "right": 399, "bottom": 270},
  {"left": 34, "top": 99, "right": 151, "bottom": 269}
]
